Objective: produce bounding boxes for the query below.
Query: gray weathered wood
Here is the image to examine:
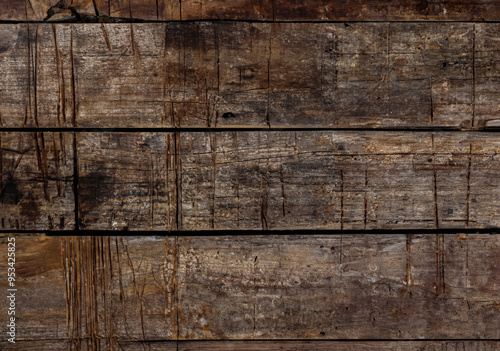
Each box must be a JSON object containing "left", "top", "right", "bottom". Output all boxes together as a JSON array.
[
  {"left": 1, "top": 23, "right": 494, "bottom": 129},
  {"left": 0, "top": 132, "right": 74, "bottom": 230}
]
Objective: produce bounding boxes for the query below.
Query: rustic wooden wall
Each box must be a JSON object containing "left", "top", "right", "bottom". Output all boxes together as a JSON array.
[{"left": 1, "top": 0, "right": 500, "bottom": 350}]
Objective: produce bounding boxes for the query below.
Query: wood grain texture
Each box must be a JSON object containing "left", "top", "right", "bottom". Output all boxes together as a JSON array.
[
  {"left": 178, "top": 234, "right": 500, "bottom": 339},
  {"left": 2, "top": 22, "right": 496, "bottom": 129},
  {"left": 0, "top": 132, "right": 74, "bottom": 230},
  {"left": 475, "top": 23, "right": 500, "bottom": 129},
  {"left": 77, "top": 131, "right": 500, "bottom": 231},
  {"left": 1, "top": 234, "right": 500, "bottom": 341},
  {"left": 0, "top": 0, "right": 97, "bottom": 21},
  {"left": 2, "top": 340, "right": 500, "bottom": 351},
  {"left": 177, "top": 341, "right": 500, "bottom": 350},
  {"left": 2, "top": 0, "right": 500, "bottom": 21},
  {"left": 77, "top": 132, "right": 179, "bottom": 230},
  {"left": 0, "top": 235, "right": 177, "bottom": 346}
]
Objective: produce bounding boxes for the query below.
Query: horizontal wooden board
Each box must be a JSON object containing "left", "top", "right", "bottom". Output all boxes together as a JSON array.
[
  {"left": 177, "top": 341, "right": 500, "bottom": 350},
  {"left": 0, "top": 132, "right": 75, "bottom": 230},
  {"left": 1, "top": 0, "right": 500, "bottom": 21},
  {"left": 1, "top": 234, "right": 500, "bottom": 341},
  {"left": 1, "top": 340, "right": 500, "bottom": 351},
  {"left": 1, "top": 23, "right": 498, "bottom": 129},
  {"left": 78, "top": 131, "right": 500, "bottom": 231},
  {"left": 0, "top": 235, "right": 177, "bottom": 344}
]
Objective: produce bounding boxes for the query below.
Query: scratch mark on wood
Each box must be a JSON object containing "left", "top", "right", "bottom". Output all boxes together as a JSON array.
[
  {"left": 116, "top": 238, "right": 131, "bottom": 338},
  {"left": 435, "top": 234, "right": 445, "bottom": 297},
  {"left": 471, "top": 23, "right": 476, "bottom": 128},
  {"left": 33, "top": 132, "right": 49, "bottom": 200},
  {"left": 466, "top": 143, "right": 473, "bottom": 228},
  {"left": 266, "top": 25, "right": 272, "bottom": 128},
  {"left": 70, "top": 27, "right": 77, "bottom": 127},
  {"left": 174, "top": 132, "right": 182, "bottom": 230},
  {"left": 210, "top": 133, "right": 217, "bottom": 229},
  {"left": 432, "top": 135, "right": 439, "bottom": 229},
  {"left": 130, "top": 24, "right": 139, "bottom": 56},
  {"left": 280, "top": 160, "right": 285, "bottom": 216},
  {"left": 405, "top": 234, "right": 413, "bottom": 294},
  {"left": 165, "top": 135, "right": 172, "bottom": 229},
  {"left": 340, "top": 169, "right": 344, "bottom": 230},
  {"left": 163, "top": 25, "right": 169, "bottom": 125},
  {"left": 429, "top": 78, "right": 434, "bottom": 124},
  {"left": 364, "top": 169, "right": 368, "bottom": 230},
  {"left": 100, "top": 24, "right": 112, "bottom": 53}
]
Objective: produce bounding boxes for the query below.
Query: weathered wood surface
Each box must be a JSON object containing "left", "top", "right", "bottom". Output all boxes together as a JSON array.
[
  {"left": 0, "top": 132, "right": 74, "bottom": 230},
  {"left": 78, "top": 131, "right": 500, "bottom": 231},
  {"left": 0, "top": 235, "right": 176, "bottom": 345},
  {"left": 177, "top": 341, "right": 500, "bottom": 350},
  {"left": 2, "top": 22, "right": 499, "bottom": 129},
  {"left": 2, "top": 0, "right": 500, "bottom": 21},
  {"left": 2, "top": 341, "right": 500, "bottom": 351},
  {"left": 1, "top": 234, "right": 500, "bottom": 342}
]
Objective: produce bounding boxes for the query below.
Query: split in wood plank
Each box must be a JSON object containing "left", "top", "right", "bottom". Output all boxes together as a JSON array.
[{"left": 1, "top": 23, "right": 499, "bottom": 129}]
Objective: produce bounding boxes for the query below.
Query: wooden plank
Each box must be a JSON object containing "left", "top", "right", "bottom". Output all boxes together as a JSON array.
[
  {"left": 274, "top": 0, "right": 500, "bottom": 22},
  {"left": 177, "top": 341, "right": 500, "bottom": 350},
  {"left": 77, "top": 132, "right": 179, "bottom": 230},
  {"left": 0, "top": 235, "right": 177, "bottom": 344},
  {"left": 0, "top": 132, "right": 74, "bottom": 230},
  {"left": 78, "top": 131, "right": 500, "bottom": 231},
  {"left": 0, "top": 0, "right": 97, "bottom": 21},
  {"left": 2, "top": 0, "right": 500, "bottom": 21},
  {"left": 178, "top": 234, "right": 500, "bottom": 339},
  {"left": 2, "top": 234, "right": 499, "bottom": 341},
  {"left": 0, "top": 22, "right": 490, "bottom": 129},
  {"left": 475, "top": 23, "right": 500, "bottom": 129},
  {"left": 2, "top": 340, "right": 500, "bottom": 350},
  {"left": 0, "top": 234, "right": 67, "bottom": 340}
]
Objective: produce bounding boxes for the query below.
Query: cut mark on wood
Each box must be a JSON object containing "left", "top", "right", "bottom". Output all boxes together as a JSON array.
[
  {"left": 435, "top": 234, "right": 445, "bottom": 297},
  {"left": 70, "top": 27, "right": 77, "bottom": 127},
  {"left": 210, "top": 133, "right": 217, "bottom": 229},
  {"left": 405, "top": 234, "right": 412, "bottom": 295},
  {"left": 174, "top": 132, "right": 181, "bottom": 230},
  {"left": 340, "top": 169, "right": 344, "bottom": 230},
  {"left": 432, "top": 134, "right": 439, "bottom": 229},
  {"left": 100, "top": 24, "right": 112, "bottom": 53},
  {"left": 364, "top": 169, "right": 368, "bottom": 229},
  {"left": 465, "top": 143, "right": 472, "bottom": 228},
  {"left": 472, "top": 23, "right": 476, "bottom": 129}
]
